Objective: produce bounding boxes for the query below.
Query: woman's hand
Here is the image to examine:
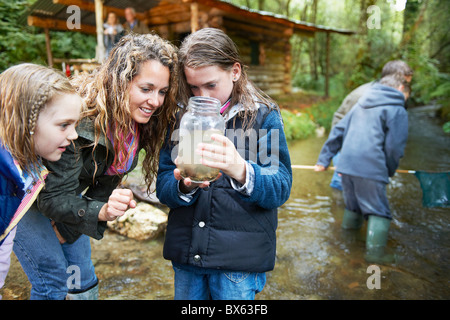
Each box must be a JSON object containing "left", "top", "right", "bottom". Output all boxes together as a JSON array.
[
  {"left": 51, "top": 221, "right": 66, "bottom": 244},
  {"left": 197, "top": 134, "right": 246, "bottom": 184},
  {"left": 98, "top": 188, "right": 136, "bottom": 221}
]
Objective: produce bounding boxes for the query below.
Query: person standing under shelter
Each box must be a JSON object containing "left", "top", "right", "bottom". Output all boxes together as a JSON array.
[
  {"left": 104, "top": 12, "right": 124, "bottom": 58},
  {"left": 329, "top": 60, "right": 413, "bottom": 190},
  {"left": 123, "top": 7, "right": 149, "bottom": 34},
  {"left": 315, "top": 73, "right": 411, "bottom": 264}
]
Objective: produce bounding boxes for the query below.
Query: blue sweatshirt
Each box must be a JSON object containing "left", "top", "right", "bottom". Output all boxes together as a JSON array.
[{"left": 317, "top": 83, "right": 408, "bottom": 184}]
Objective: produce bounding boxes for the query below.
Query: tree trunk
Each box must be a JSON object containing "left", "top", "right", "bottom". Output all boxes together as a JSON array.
[
  {"left": 258, "top": 0, "right": 264, "bottom": 11},
  {"left": 400, "top": 0, "right": 429, "bottom": 49},
  {"left": 311, "top": 0, "right": 318, "bottom": 81}
]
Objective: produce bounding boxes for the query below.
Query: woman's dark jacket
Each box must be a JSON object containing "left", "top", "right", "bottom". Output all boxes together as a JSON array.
[{"left": 37, "top": 119, "right": 139, "bottom": 244}]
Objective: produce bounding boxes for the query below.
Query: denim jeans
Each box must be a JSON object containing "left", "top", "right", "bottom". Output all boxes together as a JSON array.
[
  {"left": 173, "top": 264, "right": 266, "bottom": 300},
  {"left": 330, "top": 152, "right": 342, "bottom": 191},
  {"left": 13, "top": 205, "right": 98, "bottom": 300},
  {"left": 0, "top": 226, "right": 16, "bottom": 295}
]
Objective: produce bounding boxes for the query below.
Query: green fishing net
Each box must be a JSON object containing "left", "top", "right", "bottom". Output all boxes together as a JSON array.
[{"left": 414, "top": 171, "right": 450, "bottom": 208}]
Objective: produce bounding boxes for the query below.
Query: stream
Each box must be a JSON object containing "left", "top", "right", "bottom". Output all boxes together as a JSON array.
[{"left": 1, "top": 106, "right": 449, "bottom": 300}]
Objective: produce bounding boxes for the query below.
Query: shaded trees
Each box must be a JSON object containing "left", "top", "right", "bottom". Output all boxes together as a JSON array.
[
  {"left": 231, "top": 0, "right": 449, "bottom": 114},
  {"left": 0, "top": 0, "right": 96, "bottom": 72}
]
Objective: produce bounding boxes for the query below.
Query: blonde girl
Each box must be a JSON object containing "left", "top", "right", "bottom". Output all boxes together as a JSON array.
[
  {"left": 13, "top": 33, "right": 179, "bottom": 300},
  {"left": 0, "top": 63, "right": 81, "bottom": 296}
]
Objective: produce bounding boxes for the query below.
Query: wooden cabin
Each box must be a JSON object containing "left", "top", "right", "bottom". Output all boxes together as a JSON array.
[{"left": 25, "top": 0, "right": 354, "bottom": 96}]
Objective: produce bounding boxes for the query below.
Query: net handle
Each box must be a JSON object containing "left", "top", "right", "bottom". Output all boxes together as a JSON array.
[{"left": 291, "top": 165, "right": 415, "bottom": 174}]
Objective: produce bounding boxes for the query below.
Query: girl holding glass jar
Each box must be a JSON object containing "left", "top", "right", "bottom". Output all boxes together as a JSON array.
[{"left": 156, "top": 28, "right": 292, "bottom": 300}]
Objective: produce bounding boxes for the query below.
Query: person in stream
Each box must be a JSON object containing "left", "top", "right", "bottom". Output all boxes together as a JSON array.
[
  {"left": 156, "top": 28, "right": 292, "bottom": 300},
  {"left": 13, "top": 33, "right": 179, "bottom": 299},
  {"left": 315, "top": 73, "right": 411, "bottom": 263},
  {"left": 329, "top": 60, "right": 413, "bottom": 191},
  {"left": 0, "top": 63, "right": 81, "bottom": 298}
]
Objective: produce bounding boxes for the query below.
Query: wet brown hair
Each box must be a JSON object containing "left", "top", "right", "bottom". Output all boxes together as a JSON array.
[{"left": 178, "top": 27, "right": 276, "bottom": 130}]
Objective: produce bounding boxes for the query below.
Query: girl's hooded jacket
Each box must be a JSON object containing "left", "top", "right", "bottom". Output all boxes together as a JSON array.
[
  {"left": 317, "top": 83, "right": 408, "bottom": 184},
  {"left": 156, "top": 104, "right": 292, "bottom": 273},
  {"left": 0, "top": 145, "right": 47, "bottom": 245}
]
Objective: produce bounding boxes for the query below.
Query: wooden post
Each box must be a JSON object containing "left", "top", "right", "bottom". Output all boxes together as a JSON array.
[
  {"left": 44, "top": 28, "right": 53, "bottom": 67},
  {"left": 191, "top": 2, "right": 199, "bottom": 33},
  {"left": 325, "top": 32, "right": 330, "bottom": 98},
  {"left": 95, "top": 0, "right": 105, "bottom": 62},
  {"left": 284, "top": 40, "right": 292, "bottom": 94}
]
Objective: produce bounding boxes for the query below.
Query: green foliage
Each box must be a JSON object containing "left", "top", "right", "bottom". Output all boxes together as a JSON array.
[
  {"left": 305, "top": 96, "right": 341, "bottom": 132},
  {"left": 0, "top": 0, "right": 96, "bottom": 72},
  {"left": 280, "top": 109, "right": 317, "bottom": 141},
  {"left": 443, "top": 122, "right": 450, "bottom": 134}
]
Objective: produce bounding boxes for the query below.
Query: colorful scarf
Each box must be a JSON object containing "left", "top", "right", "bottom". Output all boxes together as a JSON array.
[
  {"left": 105, "top": 122, "right": 140, "bottom": 175},
  {"left": 220, "top": 98, "right": 232, "bottom": 115}
]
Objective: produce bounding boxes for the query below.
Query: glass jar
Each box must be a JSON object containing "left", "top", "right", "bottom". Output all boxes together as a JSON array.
[{"left": 177, "top": 96, "right": 225, "bottom": 182}]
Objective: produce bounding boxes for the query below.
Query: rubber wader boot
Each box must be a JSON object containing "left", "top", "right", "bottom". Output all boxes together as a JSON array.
[
  {"left": 66, "top": 283, "right": 99, "bottom": 300},
  {"left": 365, "top": 215, "right": 394, "bottom": 264},
  {"left": 341, "top": 209, "right": 364, "bottom": 229}
]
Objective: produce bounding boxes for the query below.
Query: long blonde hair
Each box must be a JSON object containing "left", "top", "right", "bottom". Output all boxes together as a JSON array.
[
  {"left": 70, "top": 33, "right": 179, "bottom": 190},
  {"left": 0, "top": 63, "right": 76, "bottom": 178},
  {"left": 178, "top": 27, "right": 276, "bottom": 129}
]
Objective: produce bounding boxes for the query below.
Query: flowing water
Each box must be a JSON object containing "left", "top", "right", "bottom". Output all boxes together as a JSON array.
[{"left": 1, "top": 107, "right": 449, "bottom": 300}]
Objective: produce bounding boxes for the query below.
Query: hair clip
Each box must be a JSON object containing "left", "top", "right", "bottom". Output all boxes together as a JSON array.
[{"left": 30, "top": 131, "right": 34, "bottom": 135}]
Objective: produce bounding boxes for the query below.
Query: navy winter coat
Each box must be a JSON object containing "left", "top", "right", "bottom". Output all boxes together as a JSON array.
[
  {"left": 317, "top": 83, "right": 408, "bottom": 184},
  {"left": 156, "top": 104, "right": 292, "bottom": 273},
  {"left": 0, "top": 146, "right": 23, "bottom": 245},
  {"left": 0, "top": 145, "right": 46, "bottom": 245}
]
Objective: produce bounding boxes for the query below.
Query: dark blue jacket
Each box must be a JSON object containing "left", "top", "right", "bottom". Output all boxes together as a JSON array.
[
  {"left": 317, "top": 83, "right": 408, "bottom": 183},
  {"left": 0, "top": 145, "right": 24, "bottom": 245},
  {"left": 1, "top": 145, "right": 47, "bottom": 246},
  {"left": 156, "top": 104, "right": 292, "bottom": 272}
]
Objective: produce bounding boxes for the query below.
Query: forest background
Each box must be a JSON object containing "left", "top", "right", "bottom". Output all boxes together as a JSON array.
[{"left": 1, "top": 0, "right": 449, "bottom": 136}]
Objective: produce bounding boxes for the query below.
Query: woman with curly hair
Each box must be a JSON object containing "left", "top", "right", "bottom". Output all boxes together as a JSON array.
[{"left": 13, "top": 33, "right": 179, "bottom": 300}]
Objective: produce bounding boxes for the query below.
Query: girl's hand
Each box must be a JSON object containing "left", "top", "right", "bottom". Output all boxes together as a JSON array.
[
  {"left": 173, "top": 157, "right": 214, "bottom": 193},
  {"left": 98, "top": 188, "right": 136, "bottom": 221},
  {"left": 197, "top": 134, "right": 246, "bottom": 184}
]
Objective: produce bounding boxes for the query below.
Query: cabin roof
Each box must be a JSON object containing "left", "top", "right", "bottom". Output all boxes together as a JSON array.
[{"left": 22, "top": 0, "right": 355, "bottom": 36}]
